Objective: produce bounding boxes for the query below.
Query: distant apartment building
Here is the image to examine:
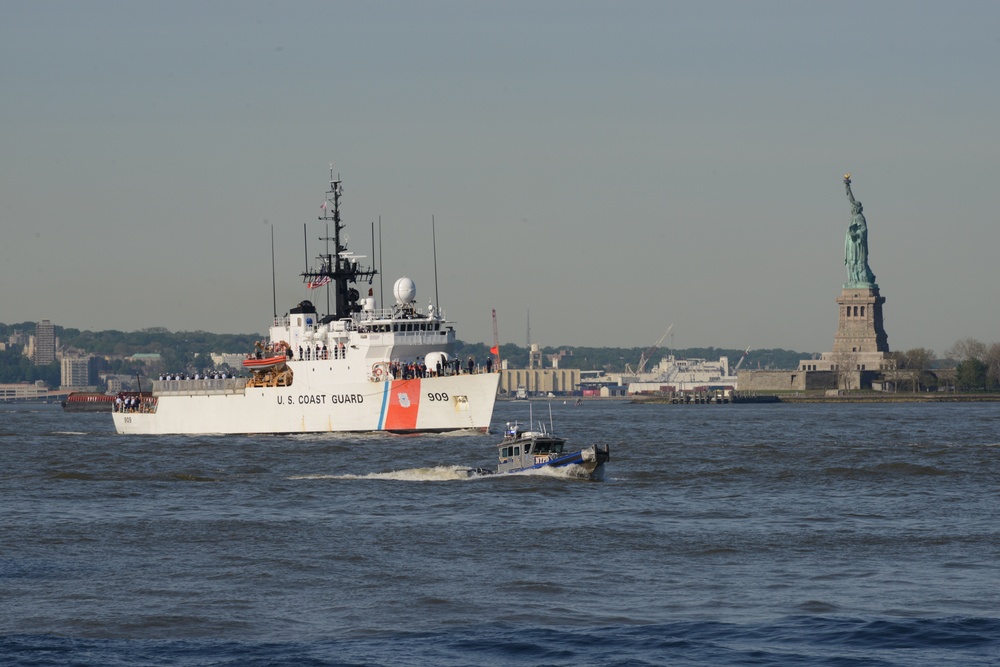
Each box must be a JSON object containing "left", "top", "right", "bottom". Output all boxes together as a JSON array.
[
  {"left": 8, "top": 330, "right": 29, "bottom": 347},
  {"left": 32, "top": 319, "right": 57, "bottom": 365},
  {"left": 211, "top": 353, "right": 245, "bottom": 368},
  {"left": 61, "top": 356, "right": 92, "bottom": 388},
  {"left": 102, "top": 374, "right": 138, "bottom": 393}
]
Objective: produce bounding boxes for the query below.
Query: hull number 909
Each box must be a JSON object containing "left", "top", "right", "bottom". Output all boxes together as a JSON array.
[{"left": 427, "top": 392, "right": 449, "bottom": 402}]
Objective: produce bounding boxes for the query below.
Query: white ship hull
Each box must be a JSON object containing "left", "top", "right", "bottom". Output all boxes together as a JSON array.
[{"left": 113, "top": 368, "right": 498, "bottom": 435}]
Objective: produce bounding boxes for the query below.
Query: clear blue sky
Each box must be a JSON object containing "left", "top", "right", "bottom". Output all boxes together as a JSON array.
[{"left": 3, "top": 1, "right": 998, "bottom": 356}]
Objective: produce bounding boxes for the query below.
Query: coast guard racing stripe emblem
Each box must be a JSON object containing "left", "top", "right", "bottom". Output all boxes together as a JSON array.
[{"left": 381, "top": 379, "right": 421, "bottom": 430}]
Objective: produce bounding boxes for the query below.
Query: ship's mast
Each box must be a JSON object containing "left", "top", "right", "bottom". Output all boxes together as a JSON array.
[{"left": 302, "top": 168, "right": 378, "bottom": 319}]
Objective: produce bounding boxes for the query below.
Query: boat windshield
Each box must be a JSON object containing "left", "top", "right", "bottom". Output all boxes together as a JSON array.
[{"left": 531, "top": 441, "right": 564, "bottom": 455}]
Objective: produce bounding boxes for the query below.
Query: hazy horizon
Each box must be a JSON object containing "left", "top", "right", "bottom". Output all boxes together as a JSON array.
[{"left": 3, "top": 2, "right": 998, "bottom": 356}]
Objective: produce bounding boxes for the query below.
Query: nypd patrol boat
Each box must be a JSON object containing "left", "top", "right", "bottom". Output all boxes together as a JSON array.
[
  {"left": 472, "top": 419, "right": 610, "bottom": 478},
  {"left": 112, "top": 170, "right": 499, "bottom": 435}
]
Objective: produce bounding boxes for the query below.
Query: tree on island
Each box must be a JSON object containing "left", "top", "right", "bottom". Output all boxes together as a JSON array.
[
  {"left": 890, "top": 348, "right": 937, "bottom": 393},
  {"left": 830, "top": 348, "right": 859, "bottom": 391},
  {"left": 945, "top": 338, "right": 1000, "bottom": 391}
]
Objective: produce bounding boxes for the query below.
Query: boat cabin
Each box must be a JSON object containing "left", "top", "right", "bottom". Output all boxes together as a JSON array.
[{"left": 498, "top": 422, "right": 567, "bottom": 465}]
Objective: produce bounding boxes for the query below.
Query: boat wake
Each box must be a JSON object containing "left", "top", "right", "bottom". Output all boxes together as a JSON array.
[
  {"left": 291, "top": 463, "right": 605, "bottom": 482},
  {"left": 290, "top": 465, "right": 474, "bottom": 482}
]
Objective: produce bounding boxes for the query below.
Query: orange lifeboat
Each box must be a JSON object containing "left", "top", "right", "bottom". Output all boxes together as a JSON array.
[{"left": 242, "top": 355, "right": 287, "bottom": 371}]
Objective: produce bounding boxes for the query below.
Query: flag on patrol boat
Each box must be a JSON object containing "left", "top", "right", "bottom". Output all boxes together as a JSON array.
[{"left": 307, "top": 276, "right": 331, "bottom": 289}]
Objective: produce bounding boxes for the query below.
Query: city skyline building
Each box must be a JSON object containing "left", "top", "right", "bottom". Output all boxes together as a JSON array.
[
  {"left": 32, "top": 319, "right": 56, "bottom": 366},
  {"left": 60, "top": 355, "right": 92, "bottom": 389}
]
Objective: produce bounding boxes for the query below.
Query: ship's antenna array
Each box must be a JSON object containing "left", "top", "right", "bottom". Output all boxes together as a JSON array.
[
  {"left": 302, "top": 166, "right": 378, "bottom": 319},
  {"left": 270, "top": 225, "right": 277, "bottom": 320},
  {"left": 432, "top": 215, "right": 440, "bottom": 313},
  {"left": 378, "top": 216, "right": 384, "bottom": 310}
]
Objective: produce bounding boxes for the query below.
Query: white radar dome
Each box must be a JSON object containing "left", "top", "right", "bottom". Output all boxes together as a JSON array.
[
  {"left": 393, "top": 277, "right": 417, "bottom": 304},
  {"left": 425, "top": 351, "right": 450, "bottom": 372}
]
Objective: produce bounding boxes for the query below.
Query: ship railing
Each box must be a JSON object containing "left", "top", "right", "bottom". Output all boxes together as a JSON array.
[
  {"left": 113, "top": 396, "right": 158, "bottom": 414},
  {"left": 357, "top": 330, "right": 451, "bottom": 345},
  {"left": 351, "top": 309, "right": 448, "bottom": 325},
  {"left": 356, "top": 308, "right": 396, "bottom": 321},
  {"left": 153, "top": 377, "right": 249, "bottom": 396},
  {"left": 273, "top": 309, "right": 451, "bottom": 331}
]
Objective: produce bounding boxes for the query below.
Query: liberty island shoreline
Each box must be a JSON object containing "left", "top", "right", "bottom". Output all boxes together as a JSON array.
[{"left": 630, "top": 393, "right": 1000, "bottom": 405}]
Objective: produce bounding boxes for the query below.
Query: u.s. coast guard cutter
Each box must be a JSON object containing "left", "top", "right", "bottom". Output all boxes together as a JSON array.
[{"left": 112, "top": 171, "right": 499, "bottom": 435}]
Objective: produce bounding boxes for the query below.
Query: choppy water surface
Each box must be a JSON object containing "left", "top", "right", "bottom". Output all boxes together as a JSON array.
[{"left": 2, "top": 400, "right": 999, "bottom": 665}]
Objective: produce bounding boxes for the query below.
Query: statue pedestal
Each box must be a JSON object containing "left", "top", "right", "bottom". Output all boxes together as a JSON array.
[
  {"left": 798, "top": 286, "right": 894, "bottom": 382},
  {"left": 833, "top": 286, "right": 888, "bottom": 355}
]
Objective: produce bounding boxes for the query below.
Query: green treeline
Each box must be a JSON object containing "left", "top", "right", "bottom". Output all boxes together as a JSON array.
[
  {"left": 0, "top": 346, "right": 60, "bottom": 386},
  {"left": 1, "top": 321, "right": 810, "bottom": 385},
  {"left": 5, "top": 321, "right": 999, "bottom": 391},
  {"left": 0, "top": 322, "right": 261, "bottom": 384}
]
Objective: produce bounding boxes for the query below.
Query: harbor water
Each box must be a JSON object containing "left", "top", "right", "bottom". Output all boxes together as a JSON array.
[{"left": 2, "top": 400, "right": 999, "bottom": 665}]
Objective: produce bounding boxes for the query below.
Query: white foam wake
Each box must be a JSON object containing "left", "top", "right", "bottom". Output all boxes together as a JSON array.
[{"left": 290, "top": 465, "right": 474, "bottom": 482}]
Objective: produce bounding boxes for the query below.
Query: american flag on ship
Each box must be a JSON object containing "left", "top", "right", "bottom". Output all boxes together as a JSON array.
[{"left": 307, "top": 276, "right": 331, "bottom": 289}]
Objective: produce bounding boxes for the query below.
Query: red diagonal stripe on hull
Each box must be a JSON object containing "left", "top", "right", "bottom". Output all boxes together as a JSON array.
[{"left": 384, "top": 379, "right": 421, "bottom": 430}]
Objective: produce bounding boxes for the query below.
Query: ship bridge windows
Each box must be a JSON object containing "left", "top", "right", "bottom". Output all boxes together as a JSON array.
[{"left": 386, "top": 321, "right": 441, "bottom": 334}]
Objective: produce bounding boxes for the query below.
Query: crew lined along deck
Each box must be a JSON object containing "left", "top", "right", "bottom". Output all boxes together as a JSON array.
[
  {"left": 113, "top": 395, "right": 158, "bottom": 413},
  {"left": 153, "top": 377, "right": 249, "bottom": 396}
]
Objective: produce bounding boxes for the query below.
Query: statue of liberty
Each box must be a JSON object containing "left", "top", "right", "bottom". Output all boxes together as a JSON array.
[{"left": 843, "top": 174, "right": 876, "bottom": 287}]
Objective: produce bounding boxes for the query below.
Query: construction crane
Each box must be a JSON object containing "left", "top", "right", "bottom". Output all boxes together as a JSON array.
[
  {"left": 491, "top": 309, "right": 502, "bottom": 370},
  {"left": 627, "top": 324, "right": 673, "bottom": 375},
  {"left": 733, "top": 346, "right": 751, "bottom": 372}
]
